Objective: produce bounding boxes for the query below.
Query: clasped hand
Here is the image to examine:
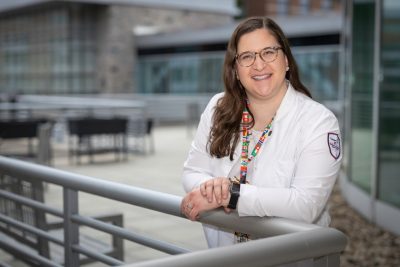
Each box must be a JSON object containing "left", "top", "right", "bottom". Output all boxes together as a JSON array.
[{"left": 181, "top": 177, "right": 232, "bottom": 221}]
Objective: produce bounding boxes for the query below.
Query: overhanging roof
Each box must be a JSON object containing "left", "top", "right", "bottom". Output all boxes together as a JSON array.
[
  {"left": 0, "top": 0, "right": 50, "bottom": 13},
  {"left": 136, "top": 13, "right": 343, "bottom": 49}
]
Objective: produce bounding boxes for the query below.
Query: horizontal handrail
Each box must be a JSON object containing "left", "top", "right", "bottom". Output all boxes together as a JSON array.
[
  {"left": 0, "top": 186, "right": 188, "bottom": 257},
  {"left": 123, "top": 228, "right": 346, "bottom": 267},
  {"left": 0, "top": 189, "right": 63, "bottom": 217},
  {"left": 71, "top": 215, "right": 190, "bottom": 255},
  {"left": 0, "top": 213, "right": 64, "bottom": 246},
  {"left": 0, "top": 156, "right": 182, "bottom": 217},
  {"left": 0, "top": 155, "right": 347, "bottom": 266},
  {"left": 0, "top": 236, "right": 62, "bottom": 267},
  {"left": 72, "top": 244, "right": 124, "bottom": 265},
  {"left": 199, "top": 210, "right": 318, "bottom": 238},
  {"left": 0, "top": 156, "right": 323, "bottom": 237}
]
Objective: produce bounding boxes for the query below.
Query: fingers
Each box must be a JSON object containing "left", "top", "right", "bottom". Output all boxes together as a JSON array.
[
  {"left": 188, "top": 206, "right": 199, "bottom": 221},
  {"left": 221, "top": 179, "right": 230, "bottom": 200},
  {"left": 213, "top": 179, "right": 223, "bottom": 204},
  {"left": 182, "top": 184, "right": 233, "bottom": 221},
  {"left": 186, "top": 202, "right": 197, "bottom": 221},
  {"left": 200, "top": 183, "right": 207, "bottom": 197},
  {"left": 215, "top": 180, "right": 231, "bottom": 205},
  {"left": 223, "top": 207, "right": 232, "bottom": 213},
  {"left": 200, "top": 177, "right": 230, "bottom": 205},
  {"left": 180, "top": 198, "right": 188, "bottom": 214},
  {"left": 200, "top": 180, "right": 215, "bottom": 203},
  {"left": 181, "top": 198, "right": 197, "bottom": 221}
]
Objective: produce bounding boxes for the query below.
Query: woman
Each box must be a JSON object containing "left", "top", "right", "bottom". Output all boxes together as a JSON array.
[{"left": 181, "top": 17, "right": 342, "bottom": 248}]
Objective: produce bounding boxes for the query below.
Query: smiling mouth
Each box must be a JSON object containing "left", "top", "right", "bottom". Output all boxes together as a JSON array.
[{"left": 252, "top": 74, "right": 271, "bottom": 81}]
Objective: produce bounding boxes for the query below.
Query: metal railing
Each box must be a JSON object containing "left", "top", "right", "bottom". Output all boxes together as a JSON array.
[{"left": 0, "top": 156, "right": 347, "bottom": 266}]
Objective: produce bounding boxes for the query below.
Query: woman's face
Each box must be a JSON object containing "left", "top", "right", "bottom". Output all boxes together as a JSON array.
[{"left": 235, "top": 28, "right": 288, "bottom": 103}]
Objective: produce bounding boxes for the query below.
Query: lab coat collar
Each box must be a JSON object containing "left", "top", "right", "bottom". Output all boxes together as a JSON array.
[{"left": 232, "top": 83, "right": 297, "bottom": 159}]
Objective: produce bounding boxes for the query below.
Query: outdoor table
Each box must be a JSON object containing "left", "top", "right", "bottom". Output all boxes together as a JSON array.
[
  {"left": 67, "top": 117, "right": 128, "bottom": 163},
  {"left": 0, "top": 118, "right": 51, "bottom": 158}
]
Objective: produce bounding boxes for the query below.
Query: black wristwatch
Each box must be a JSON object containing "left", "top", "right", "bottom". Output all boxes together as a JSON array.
[{"left": 228, "top": 182, "right": 240, "bottom": 210}]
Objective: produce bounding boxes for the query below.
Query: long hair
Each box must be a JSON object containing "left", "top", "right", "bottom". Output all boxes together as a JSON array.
[{"left": 208, "top": 16, "right": 311, "bottom": 160}]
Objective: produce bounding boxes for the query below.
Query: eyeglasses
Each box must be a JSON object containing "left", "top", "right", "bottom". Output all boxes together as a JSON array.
[{"left": 236, "top": 46, "right": 282, "bottom": 67}]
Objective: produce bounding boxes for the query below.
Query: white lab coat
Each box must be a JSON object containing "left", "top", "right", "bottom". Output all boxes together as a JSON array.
[{"left": 182, "top": 83, "right": 342, "bottom": 249}]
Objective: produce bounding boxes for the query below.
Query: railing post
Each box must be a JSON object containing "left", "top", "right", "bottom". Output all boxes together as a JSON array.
[
  {"left": 326, "top": 253, "right": 341, "bottom": 267},
  {"left": 64, "top": 188, "right": 80, "bottom": 266},
  {"left": 313, "top": 253, "right": 341, "bottom": 267}
]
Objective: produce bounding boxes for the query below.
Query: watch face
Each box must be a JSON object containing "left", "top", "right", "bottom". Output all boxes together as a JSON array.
[{"left": 231, "top": 183, "right": 241, "bottom": 194}]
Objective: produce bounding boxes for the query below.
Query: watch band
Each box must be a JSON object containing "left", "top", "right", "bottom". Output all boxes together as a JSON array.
[{"left": 228, "top": 182, "right": 240, "bottom": 210}]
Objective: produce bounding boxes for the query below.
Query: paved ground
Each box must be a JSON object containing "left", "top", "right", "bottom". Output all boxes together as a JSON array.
[
  {"left": 1, "top": 124, "right": 399, "bottom": 266},
  {"left": 0, "top": 125, "right": 207, "bottom": 266}
]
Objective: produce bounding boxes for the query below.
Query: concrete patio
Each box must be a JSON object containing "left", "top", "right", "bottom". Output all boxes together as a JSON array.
[{"left": 0, "top": 124, "right": 208, "bottom": 266}]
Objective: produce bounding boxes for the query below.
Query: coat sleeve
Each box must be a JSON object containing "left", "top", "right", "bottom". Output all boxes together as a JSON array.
[
  {"left": 237, "top": 110, "right": 342, "bottom": 224},
  {"left": 182, "top": 94, "right": 222, "bottom": 193}
]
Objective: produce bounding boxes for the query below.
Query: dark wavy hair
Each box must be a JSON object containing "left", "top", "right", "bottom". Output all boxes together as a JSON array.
[{"left": 208, "top": 16, "right": 311, "bottom": 160}]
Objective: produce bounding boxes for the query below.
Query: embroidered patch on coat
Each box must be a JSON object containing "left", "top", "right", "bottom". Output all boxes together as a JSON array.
[{"left": 328, "top": 133, "right": 341, "bottom": 160}]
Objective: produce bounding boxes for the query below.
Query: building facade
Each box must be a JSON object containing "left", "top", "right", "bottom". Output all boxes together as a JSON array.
[
  {"left": 241, "top": 0, "right": 342, "bottom": 17},
  {"left": 0, "top": 0, "right": 237, "bottom": 95},
  {"left": 136, "top": 13, "right": 342, "bottom": 106},
  {"left": 341, "top": 0, "right": 400, "bottom": 235}
]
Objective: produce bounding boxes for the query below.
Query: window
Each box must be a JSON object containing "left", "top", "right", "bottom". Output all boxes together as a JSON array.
[
  {"left": 349, "top": 2, "right": 375, "bottom": 192},
  {"left": 293, "top": 47, "right": 340, "bottom": 102},
  {"left": 378, "top": 0, "right": 400, "bottom": 207}
]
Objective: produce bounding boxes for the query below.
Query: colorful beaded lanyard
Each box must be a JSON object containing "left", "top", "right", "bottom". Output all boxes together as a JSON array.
[
  {"left": 239, "top": 103, "right": 274, "bottom": 184},
  {"left": 234, "top": 103, "right": 274, "bottom": 243}
]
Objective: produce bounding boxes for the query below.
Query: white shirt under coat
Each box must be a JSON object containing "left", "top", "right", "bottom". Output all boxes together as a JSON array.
[{"left": 182, "top": 83, "right": 343, "bottom": 249}]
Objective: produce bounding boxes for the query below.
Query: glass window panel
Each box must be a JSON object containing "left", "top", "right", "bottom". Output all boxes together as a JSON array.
[
  {"left": 140, "top": 58, "right": 163, "bottom": 93},
  {"left": 72, "top": 76, "right": 80, "bottom": 93},
  {"left": 86, "top": 75, "right": 94, "bottom": 93},
  {"left": 277, "top": 0, "right": 289, "bottom": 15},
  {"left": 300, "top": 0, "right": 310, "bottom": 14},
  {"left": 378, "top": 0, "right": 400, "bottom": 207},
  {"left": 5, "top": 4, "right": 235, "bottom": 96},
  {"left": 350, "top": 2, "right": 375, "bottom": 192},
  {"left": 137, "top": 53, "right": 225, "bottom": 94},
  {"left": 85, "top": 50, "right": 95, "bottom": 72},
  {"left": 294, "top": 47, "right": 339, "bottom": 102},
  {"left": 198, "top": 55, "right": 224, "bottom": 93}
]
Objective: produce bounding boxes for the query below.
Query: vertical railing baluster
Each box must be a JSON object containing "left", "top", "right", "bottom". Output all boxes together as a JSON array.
[
  {"left": 64, "top": 188, "right": 80, "bottom": 266},
  {"left": 326, "top": 253, "right": 341, "bottom": 267}
]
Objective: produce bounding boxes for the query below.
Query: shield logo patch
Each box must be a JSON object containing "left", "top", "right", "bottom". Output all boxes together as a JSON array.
[{"left": 328, "top": 133, "right": 341, "bottom": 160}]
